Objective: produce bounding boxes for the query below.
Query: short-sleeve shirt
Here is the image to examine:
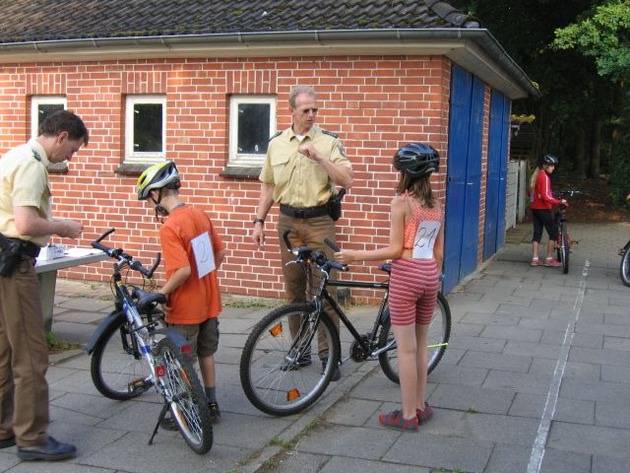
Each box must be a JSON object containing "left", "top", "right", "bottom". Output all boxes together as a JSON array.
[
  {"left": 159, "top": 205, "right": 225, "bottom": 324},
  {"left": 0, "top": 139, "right": 52, "bottom": 247},
  {"left": 259, "top": 125, "right": 351, "bottom": 208}
]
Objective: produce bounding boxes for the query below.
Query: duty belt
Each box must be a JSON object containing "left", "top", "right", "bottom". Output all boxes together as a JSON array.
[
  {"left": 8, "top": 238, "right": 41, "bottom": 258},
  {"left": 279, "top": 204, "right": 328, "bottom": 219}
]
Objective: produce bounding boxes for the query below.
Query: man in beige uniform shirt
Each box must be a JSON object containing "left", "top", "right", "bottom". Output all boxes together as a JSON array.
[
  {"left": 0, "top": 110, "right": 87, "bottom": 461},
  {"left": 252, "top": 86, "right": 353, "bottom": 380}
]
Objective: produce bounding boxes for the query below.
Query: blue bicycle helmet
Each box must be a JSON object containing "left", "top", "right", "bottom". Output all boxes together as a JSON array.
[{"left": 393, "top": 143, "right": 439, "bottom": 178}]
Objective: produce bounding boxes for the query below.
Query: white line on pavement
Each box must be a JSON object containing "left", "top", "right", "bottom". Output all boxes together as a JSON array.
[{"left": 527, "top": 260, "right": 590, "bottom": 473}]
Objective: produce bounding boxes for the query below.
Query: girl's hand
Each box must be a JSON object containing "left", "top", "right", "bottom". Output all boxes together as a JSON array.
[{"left": 334, "top": 250, "right": 355, "bottom": 265}]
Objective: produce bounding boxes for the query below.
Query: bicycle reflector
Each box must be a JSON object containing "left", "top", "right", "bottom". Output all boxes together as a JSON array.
[
  {"left": 287, "top": 388, "right": 301, "bottom": 402},
  {"left": 155, "top": 364, "right": 166, "bottom": 377}
]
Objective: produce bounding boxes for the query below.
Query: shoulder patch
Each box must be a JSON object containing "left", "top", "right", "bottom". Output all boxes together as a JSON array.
[
  {"left": 31, "top": 150, "right": 42, "bottom": 162},
  {"left": 321, "top": 129, "right": 339, "bottom": 139},
  {"left": 268, "top": 131, "right": 282, "bottom": 142}
]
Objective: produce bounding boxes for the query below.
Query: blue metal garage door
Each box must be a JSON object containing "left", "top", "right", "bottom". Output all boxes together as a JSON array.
[
  {"left": 443, "top": 66, "right": 484, "bottom": 294},
  {"left": 483, "top": 90, "right": 511, "bottom": 260}
]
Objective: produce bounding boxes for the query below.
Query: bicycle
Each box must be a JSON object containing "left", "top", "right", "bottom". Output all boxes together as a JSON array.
[
  {"left": 553, "top": 190, "right": 579, "bottom": 274},
  {"left": 84, "top": 228, "right": 213, "bottom": 454},
  {"left": 239, "top": 230, "right": 451, "bottom": 416},
  {"left": 619, "top": 239, "right": 630, "bottom": 286}
]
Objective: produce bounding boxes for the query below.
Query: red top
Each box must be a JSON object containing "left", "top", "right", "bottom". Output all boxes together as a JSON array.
[
  {"left": 530, "top": 170, "right": 561, "bottom": 210},
  {"left": 159, "top": 205, "right": 224, "bottom": 324}
]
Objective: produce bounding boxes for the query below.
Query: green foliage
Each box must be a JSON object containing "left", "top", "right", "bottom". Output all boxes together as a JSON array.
[
  {"left": 609, "top": 136, "right": 630, "bottom": 205},
  {"left": 553, "top": 0, "right": 630, "bottom": 81}
]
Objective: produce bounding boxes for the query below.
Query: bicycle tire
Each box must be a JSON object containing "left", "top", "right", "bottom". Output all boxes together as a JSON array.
[
  {"left": 239, "top": 303, "right": 340, "bottom": 416},
  {"left": 620, "top": 245, "right": 630, "bottom": 287},
  {"left": 156, "top": 337, "right": 213, "bottom": 454},
  {"left": 90, "top": 317, "right": 153, "bottom": 400},
  {"left": 378, "top": 292, "right": 451, "bottom": 384},
  {"left": 560, "top": 222, "right": 570, "bottom": 274}
]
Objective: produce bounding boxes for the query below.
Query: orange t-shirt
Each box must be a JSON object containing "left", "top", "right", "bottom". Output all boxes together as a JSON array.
[{"left": 159, "top": 205, "right": 224, "bottom": 324}]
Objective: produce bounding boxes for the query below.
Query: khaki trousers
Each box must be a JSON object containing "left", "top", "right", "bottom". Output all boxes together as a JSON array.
[
  {"left": 278, "top": 213, "right": 339, "bottom": 357},
  {"left": 0, "top": 258, "right": 49, "bottom": 446}
]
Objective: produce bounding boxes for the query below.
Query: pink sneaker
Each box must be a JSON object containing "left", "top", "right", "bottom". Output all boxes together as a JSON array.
[
  {"left": 416, "top": 402, "right": 434, "bottom": 424},
  {"left": 545, "top": 258, "right": 562, "bottom": 267}
]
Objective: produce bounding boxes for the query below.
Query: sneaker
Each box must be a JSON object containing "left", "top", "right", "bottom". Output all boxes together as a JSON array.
[
  {"left": 378, "top": 410, "right": 419, "bottom": 432},
  {"left": 545, "top": 258, "right": 562, "bottom": 267},
  {"left": 16, "top": 436, "right": 77, "bottom": 461},
  {"left": 208, "top": 402, "right": 221, "bottom": 423},
  {"left": 530, "top": 258, "right": 541, "bottom": 266},
  {"left": 416, "top": 402, "right": 433, "bottom": 424},
  {"left": 320, "top": 357, "right": 341, "bottom": 382}
]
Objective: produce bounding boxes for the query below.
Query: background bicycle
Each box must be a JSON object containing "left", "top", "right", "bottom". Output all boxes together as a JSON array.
[
  {"left": 553, "top": 190, "right": 580, "bottom": 274},
  {"left": 84, "top": 228, "right": 213, "bottom": 454},
  {"left": 239, "top": 230, "right": 450, "bottom": 416}
]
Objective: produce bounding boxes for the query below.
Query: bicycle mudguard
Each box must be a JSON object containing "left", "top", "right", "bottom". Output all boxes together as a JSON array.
[
  {"left": 154, "top": 327, "right": 191, "bottom": 350},
  {"left": 84, "top": 310, "right": 125, "bottom": 354}
]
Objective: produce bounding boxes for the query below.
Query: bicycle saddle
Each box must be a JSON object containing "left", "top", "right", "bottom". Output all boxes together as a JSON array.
[{"left": 134, "top": 288, "right": 167, "bottom": 313}]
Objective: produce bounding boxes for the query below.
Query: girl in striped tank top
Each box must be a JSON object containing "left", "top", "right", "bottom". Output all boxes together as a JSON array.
[{"left": 334, "top": 143, "right": 443, "bottom": 432}]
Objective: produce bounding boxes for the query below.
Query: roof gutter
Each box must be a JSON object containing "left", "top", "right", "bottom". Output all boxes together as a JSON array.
[{"left": 0, "top": 28, "right": 540, "bottom": 99}]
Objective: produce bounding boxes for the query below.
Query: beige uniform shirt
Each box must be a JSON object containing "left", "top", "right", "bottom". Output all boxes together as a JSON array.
[
  {"left": 260, "top": 125, "right": 351, "bottom": 208},
  {"left": 0, "top": 139, "right": 52, "bottom": 246}
]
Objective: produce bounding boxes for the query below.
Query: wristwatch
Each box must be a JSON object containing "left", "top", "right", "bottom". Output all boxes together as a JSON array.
[{"left": 253, "top": 218, "right": 265, "bottom": 225}]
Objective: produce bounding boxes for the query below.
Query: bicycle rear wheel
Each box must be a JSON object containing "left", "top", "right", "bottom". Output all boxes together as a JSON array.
[
  {"left": 90, "top": 317, "right": 153, "bottom": 400},
  {"left": 559, "top": 222, "right": 570, "bottom": 274},
  {"left": 239, "top": 303, "right": 339, "bottom": 416},
  {"left": 620, "top": 244, "right": 630, "bottom": 287},
  {"left": 378, "top": 292, "right": 451, "bottom": 384},
  {"left": 156, "top": 337, "right": 213, "bottom": 454}
]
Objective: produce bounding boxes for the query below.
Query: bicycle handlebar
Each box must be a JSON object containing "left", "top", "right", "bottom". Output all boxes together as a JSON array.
[
  {"left": 282, "top": 229, "right": 348, "bottom": 273},
  {"left": 91, "top": 228, "right": 161, "bottom": 278}
]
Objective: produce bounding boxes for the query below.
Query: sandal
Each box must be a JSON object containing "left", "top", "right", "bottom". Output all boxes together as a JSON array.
[
  {"left": 416, "top": 402, "right": 433, "bottom": 424},
  {"left": 530, "top": 258, "right": 541, "bottom": 266}
]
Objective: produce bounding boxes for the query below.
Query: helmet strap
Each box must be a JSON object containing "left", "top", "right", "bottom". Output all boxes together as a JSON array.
[{"left": 150, "top": 189, "right": 170, "bottom": 219}]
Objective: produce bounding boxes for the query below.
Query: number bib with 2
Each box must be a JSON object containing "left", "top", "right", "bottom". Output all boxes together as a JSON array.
[{"left": 412, "top": 221, "right": 441, "bottom": 259}]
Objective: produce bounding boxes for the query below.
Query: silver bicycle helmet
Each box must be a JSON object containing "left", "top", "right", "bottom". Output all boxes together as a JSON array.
[
  {"left": 136, "top": 161, "right": 180, "bottom": 200},
  {"left": 393, "top": 143, "right": 439, "bottom": 178},
  {"left": 539, "top": 153, "right": 559, "bottom": 166}
]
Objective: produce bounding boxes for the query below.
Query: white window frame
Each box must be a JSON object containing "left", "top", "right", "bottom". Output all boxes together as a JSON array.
[
  {"left": 229, "top": 95, "right": 276, "bottom": 167},
  {"left": 125, "top": 95, "right": 166, "bottom": 164},
  {"left": 31, "top": 96, "right": 67, "bottom": 138}
]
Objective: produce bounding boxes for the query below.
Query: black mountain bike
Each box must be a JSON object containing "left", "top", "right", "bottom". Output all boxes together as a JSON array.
[
  {"left": 239, "top": 230, "right": 451, "bottom": 416},
  {"left": 554, "top": 190, "right": 579, "bottom": 274},
  {"left": 84, "top": 228, "right": 213, "bottom": 454}
]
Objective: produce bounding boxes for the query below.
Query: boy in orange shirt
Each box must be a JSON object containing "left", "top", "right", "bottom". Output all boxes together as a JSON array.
[{"left": 136, "top": 161, "right": 225, "bottom": 422}]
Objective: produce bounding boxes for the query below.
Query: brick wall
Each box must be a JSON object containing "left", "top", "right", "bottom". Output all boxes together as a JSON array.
[{"left": 0, "top": 55, "right": 471, "bottom": 304}]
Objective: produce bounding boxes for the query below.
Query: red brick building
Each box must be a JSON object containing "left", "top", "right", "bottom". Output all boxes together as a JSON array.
[{"left": 0, "top": 0, "right": 539, "bottom": 302}]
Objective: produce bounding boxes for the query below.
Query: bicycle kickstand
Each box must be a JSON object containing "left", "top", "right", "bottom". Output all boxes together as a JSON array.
[{"left": 148, "top": 403, "right": 171, "bottom": 445}]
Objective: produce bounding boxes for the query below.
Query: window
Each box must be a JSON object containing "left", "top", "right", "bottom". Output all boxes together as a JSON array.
[
  {"left": 31, "top": 96, "right": 66, "bottom": 138},
  {"left": 229, "top": 95, "right": 276, "bottom": 167},
  {"left": 125, "top": 95, "right": 166, "bottom": 163}
]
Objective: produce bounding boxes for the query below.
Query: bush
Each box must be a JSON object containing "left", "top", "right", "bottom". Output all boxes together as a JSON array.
[{"left": 609, "top": 136, "right": 630, "bottom": 206}]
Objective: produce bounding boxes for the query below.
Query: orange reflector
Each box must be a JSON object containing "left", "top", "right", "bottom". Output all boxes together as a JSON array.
[
  {"left": 155, "top": 364, "right": 166, "bottom": 377},
  {"left": 287, "top": 388, "right": 301, "bottom": 402},
  {"left": 269, "top": 323, "right": 283, "bottom": 337}
]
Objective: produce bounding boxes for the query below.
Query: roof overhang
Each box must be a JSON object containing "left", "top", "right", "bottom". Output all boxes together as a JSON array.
[{"left": 0, "top": 29, "right": 540, "bottom": 99}]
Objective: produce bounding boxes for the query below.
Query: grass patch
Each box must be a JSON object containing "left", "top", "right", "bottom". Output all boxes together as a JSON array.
[{"left": 46, "top": 331, "right": 82, "bottom": 353}]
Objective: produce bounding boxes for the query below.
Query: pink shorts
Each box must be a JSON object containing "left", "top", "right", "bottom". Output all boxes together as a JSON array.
[{"left": 388, "top": 258, "right": 440, "bottom": 326}]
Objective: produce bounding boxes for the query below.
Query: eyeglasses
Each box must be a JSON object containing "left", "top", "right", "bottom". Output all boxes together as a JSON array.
[{"left": 300, "top": 107, "right": 319, "bottom": 114}]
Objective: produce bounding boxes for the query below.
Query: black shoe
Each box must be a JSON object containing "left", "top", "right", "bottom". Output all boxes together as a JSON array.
[
  {"left": 160, "top": 415, "right": 179, "bottom": 431},
  {"left": 321, "top": 357, "right": 341, "bottom": 382},
  {"left": 0, "top": 436, "right": 15, "bottom": 449},
  {"left": 208, "top": 402, "right": 221, "bottom": 423},
  {"left": 280, "top": 349, "right": 312, "bottom": 371},
  {"left": 16, "top": 436, "right": 76, "bottom": 461}
]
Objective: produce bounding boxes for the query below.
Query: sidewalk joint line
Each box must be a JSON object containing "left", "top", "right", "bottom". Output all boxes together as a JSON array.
[{"left": 527, "top": 260, "right": 590, "bottom": 473}]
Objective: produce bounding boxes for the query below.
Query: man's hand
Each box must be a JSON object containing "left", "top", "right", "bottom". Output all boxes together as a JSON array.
[
  {"left": 59, "top": 219, "right": 83, "bottom": 239},
  {"left": 298, "top": 143, "right": 320, "bottom": 162},
  {"left": 252, "top": 224, "right": 265, "bottom": 249}
]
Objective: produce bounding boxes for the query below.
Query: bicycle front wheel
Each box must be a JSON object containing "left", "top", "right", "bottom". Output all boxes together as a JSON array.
[
  {"left": 560, "top": 222, "right": 570, "bottom": 274},
  {"left": 378, "top": 292, "right": 451, "bottom": 384},
  {"left": 156, "top": 337, "right": 213, "bottom": 454},
  {"left": 620, "top": 244, "right": 630, "bottom": 286},
  {"left": 90, "top": 317, "right": 152, "bottom": 400},
  {"left": 239, "top": 303, "right": 339, "bottom": 416}
]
